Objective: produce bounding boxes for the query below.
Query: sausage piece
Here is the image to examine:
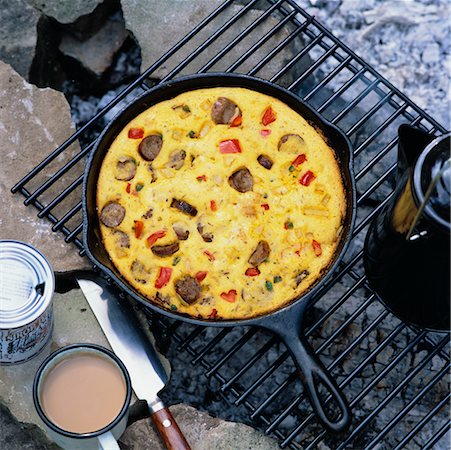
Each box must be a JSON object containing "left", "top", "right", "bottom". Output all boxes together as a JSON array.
[
  {"left": 173, "top": 224, "right": 189, "bottom": 240},
  {"left": 197, "top": 223, "right": 214, "bottom": 242},
  {"left": 138, "top": 134, "right": 163, "bottom": 161},
  {"left": 171, "top": 198, "right": 198, "bottom": 217},
  {"left": 113, "top": 230, "right": 130, "bottom": 248},
  {"left": 100, "top": 202, "right": 126, "bottom": 227},
  {"left": 257, "top": 154, "right": 273, "bottom": 170},
  {"left": 295, "top": 270, "right": 310, "bottom": 286},
  {"left": 151, "top": 242, "right": 180, "bottom": 257},
  {"left": 211, "top": 97, "right": 241, "bottom": 124},
  {"left": 166, "top": 150, "right": 186, "bottom": 170},
  {"left": 175, "top": 276, "right": 202, "bottom": 304},
  {"left": 115, "top": 156, "right": 137, "bottom": 181},
  {"left": 248, "top": 240, "right": 270, "bottom": 266},
  {"left": 278, "top": 134, "right": 305, "bottom": 152},
  {"left": 228, "top": 168, "right": 253, "bottom": 193},
  {"left": 130, "top": 260, "right": 149, "bottom": 284}
]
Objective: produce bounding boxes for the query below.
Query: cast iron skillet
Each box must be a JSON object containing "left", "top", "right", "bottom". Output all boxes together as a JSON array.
[{"left": 82, "top": 73, "right": 357, "bottom": 432}]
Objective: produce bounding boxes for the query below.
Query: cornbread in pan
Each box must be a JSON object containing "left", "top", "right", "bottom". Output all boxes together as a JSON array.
[{"left": 96, "top": 87, "right": 346, "bottom": 319}]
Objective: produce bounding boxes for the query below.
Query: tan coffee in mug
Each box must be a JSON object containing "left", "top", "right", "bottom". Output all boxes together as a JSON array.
[
  {"left": 34, "top": 344, "right": 131, "bottom": 450},
  {"left": 40, "top": 352, "right": 127, "bottom": 433}
]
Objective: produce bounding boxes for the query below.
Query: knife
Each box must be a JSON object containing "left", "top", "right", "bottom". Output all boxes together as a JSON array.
[{"left": 74, "top": 272, "right": 191, "bottom": 450}]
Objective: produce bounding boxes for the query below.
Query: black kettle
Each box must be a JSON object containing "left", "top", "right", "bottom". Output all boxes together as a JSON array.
[{"left": 364, "top": 124, "right": 450, "bottom": 332}]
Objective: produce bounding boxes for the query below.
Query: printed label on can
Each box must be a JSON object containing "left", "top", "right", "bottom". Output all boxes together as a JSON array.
[{"left": 0, "top": 306, "right": 53, "bottom": 364}]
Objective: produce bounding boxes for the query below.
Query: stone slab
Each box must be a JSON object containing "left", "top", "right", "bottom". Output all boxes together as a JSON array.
[
  {"left": 25, "top": 0, "right": 103, "bottom": 24},
  {"left": 0, "top": 0, "right": 41, "bottom": 80},
  {"left": 59, "top": 12, "right": 129, "bottom": 76},
  {"left": 0, "top": 61, "right": 90, "bottom": 272},
  {"left": 121, "top": 0, "right": 308, "bottom": 84}
]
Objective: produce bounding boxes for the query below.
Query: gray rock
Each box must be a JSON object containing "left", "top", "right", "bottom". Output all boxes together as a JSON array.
[
  {"left": 0, "top": 61, "right": 90, "bottom": 272},
  {"left": 421, "top": 42, "right": 441, "bottom": 64},
  {"left": 0, "top": 0, "right": 41, "bottom": 79},
  {"left": 25, "top": 0, "right": 102, "bottom": 24},
  {"left": 121, "top": 0, "right": 308, "bottom": 84},
  {"left": 59, "top": 12, "right": 129, "bottom": 77},
  {"left": 121, "top": 404, "right": 279, "bottom": 450}
]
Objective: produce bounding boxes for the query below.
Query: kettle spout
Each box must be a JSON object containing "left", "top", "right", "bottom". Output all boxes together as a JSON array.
[{"left": 397, "top": 124, "right": 434, "bottom": 174}]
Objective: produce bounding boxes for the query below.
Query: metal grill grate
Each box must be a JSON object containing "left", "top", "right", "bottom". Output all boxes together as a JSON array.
[{"left": 11, "top": 1, "right": 450, "bottom": 448}]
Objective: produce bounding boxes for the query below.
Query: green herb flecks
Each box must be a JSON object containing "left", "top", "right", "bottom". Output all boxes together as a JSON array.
[
  {"left": 273, "top": 276, "right": 282, "bottom": 283},
  {"left": 265, "top": 281, "right": 273, "bottom": 291},
  {"left": 135, "top": 183, "right": 144, "bottom": 192},
  {"left": 172, "top": 256, "right": 181, "bottom": 266}
]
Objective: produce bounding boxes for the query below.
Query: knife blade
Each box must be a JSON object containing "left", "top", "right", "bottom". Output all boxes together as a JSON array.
[{"left": 76, "top": 273, "right": 191, "bottom": 450}]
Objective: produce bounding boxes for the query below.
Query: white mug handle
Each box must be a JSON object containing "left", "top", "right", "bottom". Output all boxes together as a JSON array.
[{"left": 97, "top": 431, "right": 120, "bottom": 450}]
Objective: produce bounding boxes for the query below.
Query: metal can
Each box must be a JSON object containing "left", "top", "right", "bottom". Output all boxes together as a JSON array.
[{"left": 0, "top": 240, "right": 54, "bottom": 364}]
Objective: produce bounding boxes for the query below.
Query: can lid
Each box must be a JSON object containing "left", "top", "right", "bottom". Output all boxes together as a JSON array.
[{"left": 0, "top": 240, "right": 54, "bottom": 329}]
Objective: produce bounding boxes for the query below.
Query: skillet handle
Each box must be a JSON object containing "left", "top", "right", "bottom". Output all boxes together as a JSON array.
[{"left": 280, "top": 332, "right": 351, "bottom": 433}]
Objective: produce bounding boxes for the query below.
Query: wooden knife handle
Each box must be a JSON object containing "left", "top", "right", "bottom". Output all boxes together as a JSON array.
[{"left": 151, "top": 407, "right": 191, "bottom": 450}]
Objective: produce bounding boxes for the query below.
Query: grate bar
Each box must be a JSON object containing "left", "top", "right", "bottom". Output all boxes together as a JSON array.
[
  {"left": 160, "top": 0, "right": 262, "bottom": 82},
  {"left": 266, "top": 308, "right": 389, "bottom": 435},
  {"left": 247, "top": 16, "right": 313, "bottom": 77},
  {"left": 346, "top": 91, "right": 394, "bottom": 136},
  {"left": 270, "top": 34, "right": 325, "bottom": 84},
  {"left": 287, "top": 43, "right": 339, "bottom": 91},
  {"left": 366, "top": 363, "right": 451, "bottom": 449},
  {"left": 394, "top": 393, "right": 451, "bottom": 450},
  {"left": 330, "top": 79, "right": 379, "bottom": 125},
  {"left": 221, "top": 336, "right": 278, "bottom": 392},
  {"left": 64, "top": 223, "right": 83, "bottom": 243},
  {"left": 282, "top": 0, "right": 447, "bottom": 132},
  {"left": 305, "top": 276, "right": 367, "bottom": 336},
  {"left": 316, "top": 67, "right": 366, "bottom": 114},
  {"left": 38, "top": 175, "right": 83, "bottom": 219},
  {"left": 227, "top": 8, "right": 298, "bottom": 73},
  {"left": 192, "top": 328, "right": 232, "bottom": 365},
  {"left": 353, "top": 103, "right": 408, "bottom": 156},
  {"left": 197, "top": 0, "right": 287, "bottom": 73},
  {"left": 206, "top": 328, "right": 258, "bottom": 377},
  {"left": 52, "top": 201, "right": 82, "bottom": 231},
  {"left": 357, "top": 163, "right": 396, "bottom": 205},
  {"left": 285, "top": 322, "right": 407, "bottom": 446},
  {"left": 336, "top": 335, "right": 449, "bottom": 450},
  {"left": 354, "top": 192, "right": 395, "bottom": 235},
  {"left": 176, "top": 326, "right": 204, "bottom": 351},
  {"left": 301, "top": 55, "right": 353, "bottom": 102},
  {"left": 423, "top": 421, "right": 451, "bottom": 450},
  {"left": 23, "top": 145, "right": 92, "bottom": 206},
  {"left": 235, "top": 351, "right": 290, "bottom": 406}
]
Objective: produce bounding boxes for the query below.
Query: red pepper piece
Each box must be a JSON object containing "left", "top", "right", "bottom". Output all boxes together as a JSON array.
[
  {"left": 155, "top": 267, "right": 172, "bottom": 289},
  {"left": 261, "top": 106, "right": 276, "bottom": 126},
  {"left": 220, "top": 289, "right": 237, "bottom": 303},
  {"left": 261, "top": 203, "right": 270, "bottom": 211},
  {"left": 195, "top": 271, "right": 208, "bottom": 282},
  {"left": 196, "top": 175, "right": 207, "bottom": 182},
  {"left": 219, "top": 139, "right": 242, "bottom": 154},
  {"left": 128, "top": 127, "right": 144, "bottom": 139},
  {"left": 134, "top": 220, "right": 144, "bottom": 239},
  {"left": 146, "top": 230, "right": 166, "bottom": 246},
  {"left": 126, "top": 183, "right": 131, "bottom": 193},
  {"left": 312, "top": 240, "right": 322, "bottom": 256},
  {"left": 230, "top": 115, "right": 242, "bottom": 127},
  {"left": 260, "top": 129, "right": 272, "bottom": 137},
  {"left": 208, "top": 308, "right": 218, "bottom": 319},
  {"left": 292, "top": 153, "right": 307, "bottom": 167},
  {"left": 203, "top": 250, "right": 215, "bottom": 261},
  {"left": 210, "top": 200, "right": 217, "bottom": 211},
  {"left": 300, "top": 170, "right": 316, "bottom": 186},
  {"left": 245, "top": 267, "right": 260, "bottom": 276}
]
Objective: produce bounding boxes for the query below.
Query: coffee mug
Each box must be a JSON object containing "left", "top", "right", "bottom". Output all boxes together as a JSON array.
[{"left": 33, "top": 344, "right": 132, "bottom": 450}]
